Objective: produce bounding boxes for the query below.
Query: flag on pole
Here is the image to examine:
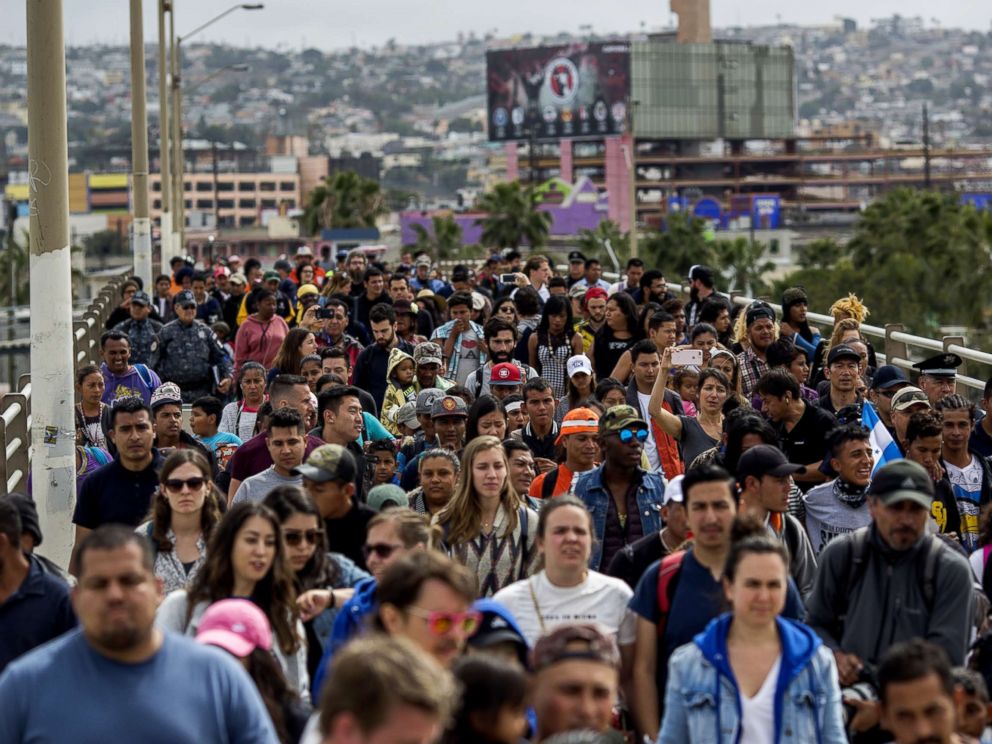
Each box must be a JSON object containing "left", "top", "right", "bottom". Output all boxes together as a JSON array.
[{"left": 862, "top": 400, "right": 902, "bottom": 475}]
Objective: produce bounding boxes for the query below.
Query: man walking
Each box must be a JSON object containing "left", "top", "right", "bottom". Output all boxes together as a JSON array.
[{"left": 354, "top": 303, "right": 414, "bottom": 411}]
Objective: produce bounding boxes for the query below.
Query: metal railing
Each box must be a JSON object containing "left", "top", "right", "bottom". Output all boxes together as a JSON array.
[{"left": 0, "top": 270, "right": 131, "bottom": 495}]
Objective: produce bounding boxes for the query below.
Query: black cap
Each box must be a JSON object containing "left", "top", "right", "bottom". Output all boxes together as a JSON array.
[
  {"left": 868, "top": 459, "right": 934, "bottom": 508},
  {"left": 827, "top": 344, "right": 861, "bottom": 365},
  {"left": 130, "top": 290, "right": 151, "bottom": 306},
  {"left": 688, "top": 264, "right": 715, "bottom": 283},
  {"left": 173, "top": 290, "right": 196, "bottom": 307},
  {"left": 912, "top": 353, "right": 962, "bottom": 379},
  {"left": 745, "top": 301, "right": 775, "bottom": 327},
  {"left": 736, "top": 444, "right": 806, "bottom": 482},
  {"left": 871, "top": 365, "right": 909, "bottom": 391},
  {"left": 467, "top": 602, "right": 529, "bottom": 668},
  {"left": 568, "top": 251, "right": 586, "bottom": 263}
]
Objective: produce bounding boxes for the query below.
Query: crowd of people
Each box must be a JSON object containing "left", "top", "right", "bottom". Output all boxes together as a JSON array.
[{"left": 3, "top": 245, "right": 992, "bottom": 744}]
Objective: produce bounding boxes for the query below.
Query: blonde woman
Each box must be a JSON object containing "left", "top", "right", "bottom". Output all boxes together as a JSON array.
[{"left": 434, "top": 435, "right": 539, "bottom": 596}]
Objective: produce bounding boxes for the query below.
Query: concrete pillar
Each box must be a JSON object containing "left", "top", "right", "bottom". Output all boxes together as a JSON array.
[{"left": 130, "top": 0, "right": 152, "bottom": 288}]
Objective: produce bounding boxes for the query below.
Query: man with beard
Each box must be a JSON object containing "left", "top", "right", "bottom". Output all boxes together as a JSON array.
[
  {"left": 0, "top": 526, "right": 275, "bottom": 742},
  {"left": 468, "top": 318, "right": 537, "bottom": 398},
  {"left": 685, "top": 264, "right": 717, "bottom": 328},
  {"left": 638, "top": 269, "right": 674, "bottom": 307},
  {"left": 353, "top": 304, "right": 414, "bottom": 412},
  {"left": 736, "top": 301, "right": 776, "bottom": 399},
  {"left": 344, "top": 249, "right": 369, "bottom": 299},
  {"left": 574, "top": 287, "right": 608, "bottom": 355},
  {"left": 408, "top": 448, "right": 459, "bottom": 518}
]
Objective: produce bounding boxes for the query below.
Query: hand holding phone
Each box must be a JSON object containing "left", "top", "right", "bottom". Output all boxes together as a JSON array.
[{"left": 672, "top": 348, "right": 704, "bottom": 367}]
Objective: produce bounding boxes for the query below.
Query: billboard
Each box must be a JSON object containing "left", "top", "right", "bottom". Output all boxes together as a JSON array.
[{"left": 487, "top": 42, "right": 630, "bottom": 142}]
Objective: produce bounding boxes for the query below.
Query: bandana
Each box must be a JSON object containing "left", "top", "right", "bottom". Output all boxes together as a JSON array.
[{"left": 833, "top": 477, "right": 869, "bottom": 509}]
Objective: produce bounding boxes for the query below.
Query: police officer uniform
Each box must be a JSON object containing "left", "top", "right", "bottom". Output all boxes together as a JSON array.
[
  {"left": 112, "top": 291, "right": 163, "bottom": 366},
  {"left": 150, "top": 291, "right": 233, "bottom": 403},
  {"left": 913, "top": 352, "right": 962, "bottom": 405}
]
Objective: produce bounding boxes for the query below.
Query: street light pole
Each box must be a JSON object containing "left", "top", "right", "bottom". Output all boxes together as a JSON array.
[
  {"left": 157, "top": 0, "right": 173, "bottom": 274},
  {"left": 130, "top": 0, "right": 152, "bottom": 288},
  {"left": 26, "top": 0, "right": 76, "bottom": 565}
]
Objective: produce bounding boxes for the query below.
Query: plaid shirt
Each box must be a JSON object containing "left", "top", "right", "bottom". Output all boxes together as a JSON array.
[
  {"left": 737, "top": 346, "right": 770, "bottom": 399},
  {"left": 431, "top": 319, "right": 487, "bottom": 380}
]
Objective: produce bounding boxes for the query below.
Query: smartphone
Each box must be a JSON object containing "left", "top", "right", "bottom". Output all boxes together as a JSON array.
[
  {"left": 500, "top": 273, "right": 517, "bottom": 284},
  {"left": 672, "top": 348, "right": 704, "bottom": 366},
  {"left": 316, "top": 307, "right": 336, "bottom": 320}
]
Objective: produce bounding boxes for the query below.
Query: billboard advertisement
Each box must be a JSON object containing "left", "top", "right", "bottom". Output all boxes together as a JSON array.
[{"left": 486, "top": 42, "right": 630, "bottom": 142}]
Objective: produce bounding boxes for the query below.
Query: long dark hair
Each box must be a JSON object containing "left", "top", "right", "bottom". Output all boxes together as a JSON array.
[
  {"left": 244, "top": 647, "right": 298, "bottom": 743},
  {"left": 263, "top": 485, "right": 339, "bottom": 590},
  {"left": 185, "top": 502, "right": 301, "bottom": 655},
  {"left": 466, "top": 395, "right": 507, "bottom": 441},
  {"left": 149, "top": 450, "right": 224, "bottom": 553},
  {"left": 536, "top": 295, "right": 576, "bottom": 344},
  {"left": 271, "top": 328, "right": 314, "bottom": 377},
  {"left": 606, "top": 292, "right": 639, "bottom": 337}
]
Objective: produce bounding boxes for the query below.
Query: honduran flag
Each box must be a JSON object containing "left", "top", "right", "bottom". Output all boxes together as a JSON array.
[{"left": 862, "top": 400, "right": 902, "bottom": 475}]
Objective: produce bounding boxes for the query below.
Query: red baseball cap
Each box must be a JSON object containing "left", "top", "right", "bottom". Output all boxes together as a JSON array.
[{"left": 490, "top": 362, "right": 523, "bottom": 386}]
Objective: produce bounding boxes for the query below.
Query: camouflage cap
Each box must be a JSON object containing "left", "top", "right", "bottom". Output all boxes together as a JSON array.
[
  {"left": 598, "top": 404, "right": 647, "bottom": 435},
  {"left": 173, "top": 290, "right": 197, "bottom": 308},
  {"left": 413, "top": 342, "right": 443, "bottom": 367},
  {"left": 293, "top": 443, "right": 357, "bottom": 484}
]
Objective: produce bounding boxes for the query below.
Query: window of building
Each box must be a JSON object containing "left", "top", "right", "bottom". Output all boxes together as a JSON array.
[
  {"left": 238, "top": 199, "right": 256, "bottom": 209},
  {"left": 259, "top": 181, "right": 276, "bottom": 192}
]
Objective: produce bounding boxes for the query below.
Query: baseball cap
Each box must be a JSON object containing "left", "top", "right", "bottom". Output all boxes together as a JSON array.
[
  {"left": 663, "top": 474, "right": 684, "bottom": 505},
  {"left": 273, "top": 259, "right": 292, "bottom": 272},
  {"left": 213, "top": 266, "right": 230, "bottom": 279},
  {"left": 744, "top": 301, "right": 775, "bottom": 327},
  {"left": 294, "top": 444, "right": 358, "bottom": 484},
  {"left": 568, "top": 284, "right": 589, "bottom": 300},
  {"left": 415, "top": 388, "right": 443, "bottom": 415},
  {"left": 688, "top": 264, "right": 714, "bottom": 283},
  {"left": 415, "top": 256, "right": 432, "bottom": 268},
  {"left": 226, "top": 254, "right": 242, "bottom": 265},
  {"left": 394, "top": 401, "right": 421, "bottom": 430},
  {"left": 490, "top": 362, "right": 523, "bottom": 386},
  {"left": 431, "top": 395, "right": 468, "bottom": 419},
  {"left": 195, "top": 598, "right": 272, "bottom": 657},
  {"left": 556, "top": 407, "right": 600, "bottom": 445},
  {"left": 471, "top": 292, "right": 486, "bottom": 312},
  {"left": 583, "top": 287, "right": 608, "bottom": 304},
  {"left": 868, "top": 459, "right": 934, "bottom": 509},
  {"left": 413, "top": 342, "right": 443, "bottom": 367},
  {"left": 736, "top": 444, "right": 806, "bottom": 482},
  {"left": 568, "top": 251, "right": 586, "bottom": 264},
  {"left": 295, "top": 245, "right": 313, "bottom": 257},
  {"left": 468, "top": 599, "right": 530, "bottom": 669},
  {"left": 891, "top": 386, "right": 931, "bottom": 412},
  {"left": 228, "top": 273, "right": 247, "bottom": 286},
  {"left": 451, "top": 266, "right": 470, "bottom": 282},
  {"left": 599, "top": 404, "right": 647, "bottom": 435},
  {"left": 150, "top": 382, "right": 182, "bottom": 410},
  {"left": 567, "top": 355, "right": 593, "bottom": 378},
  {"left": 130, "top": 290, "right": 151, "bottom": 306},
  {"left": 827, "top": 344, "right": 861, "bottom": 365},
  {"left": 531, "top": 624, "right": 621, "bottom": 672},
  {"left": 173, "top": 290, "right": 196, "bottom": 307},
  {"left": 871, "top": 365, "right": 909, "bottom": 391},
  {"left": 296, "top": 283, "right": 319, "bottom": 298},
  {"left": 262, "top": 270, "right": 280, "bottom": 283},
  {"left": 367, "top": 484, "right": 407, "bottom": 512}
]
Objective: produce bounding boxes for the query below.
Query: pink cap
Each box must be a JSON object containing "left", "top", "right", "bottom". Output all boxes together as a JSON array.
[
  {"left": 195, "top": 598, "right": 271, "bottom": 657},
  {"left": 227, "top": 254, "right": 242, "bottom": 265},
  {"left": 213, "top": 266, "right": 230, "bottom": 278}
]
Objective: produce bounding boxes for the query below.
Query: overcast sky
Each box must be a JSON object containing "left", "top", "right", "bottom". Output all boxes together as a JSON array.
[{"left": 4, "top": 1, "right": 988, "bottom": 49}]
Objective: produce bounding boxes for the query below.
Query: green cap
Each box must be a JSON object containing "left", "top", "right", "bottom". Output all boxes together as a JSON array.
[
  {"left": 367, "top": 484, "right": 407, "bottom": 512},
  {"left": 263, "top": 270, "right": 280, "bottom": 282},
  {"left": 599, "top": 404, "right": 647, "bottom": 434},
  {"left": 293, "top": 444, "right": 356, "bottom": 484}
]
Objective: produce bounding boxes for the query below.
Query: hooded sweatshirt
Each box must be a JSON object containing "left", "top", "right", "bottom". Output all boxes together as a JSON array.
[
  {"left": 233, "top": 313, "right": 289, "bottom": 377},
  {"left": 380, "top": 347, "right": 418, "bottom": 436},
  {"left": 660, "top": 613, "right": 846, "bottom": 743}
]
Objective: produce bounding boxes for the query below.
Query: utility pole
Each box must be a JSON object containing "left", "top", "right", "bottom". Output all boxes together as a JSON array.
[
  {"left": 158, "top": 0, "right": 173, "bottom": 274},
  {"left": 212, "top": 141, "right": 220, "bottom": 229},
  {"left": 923, "top": 102, "right": 932, "bottom": 190},
  {"left": 130, "top": 0, "right": 152, "bottom": 288},
  {"left": 626, "top": 99, "right": 639, "bottom": 258},
  {"left": 26, "top": 0, "right": 76, "bottom": 566},
  {"left": 170, "top": 9, "right": 185, "bottom": 257}
]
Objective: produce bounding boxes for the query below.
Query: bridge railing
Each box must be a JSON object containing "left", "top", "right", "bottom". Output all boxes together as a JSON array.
[{"left": 0, "top": 270, "right": 131, "bottom": 495}]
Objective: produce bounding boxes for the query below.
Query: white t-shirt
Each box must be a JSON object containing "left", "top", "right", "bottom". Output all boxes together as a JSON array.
[
  {"left": 946, "top": 457, "right": 983, "bottom": 553},
  {"left": 454, "top": 326, "right": 481, "bottom": 386},
  {"left": 739, "top": 654, "right": 781, "bottom": 744},
  {"left": 636, "top": 390, "right": 661, "bottom": 473},
  {"left": 492, "top": 569, "right": 636, "bottom": 647}
]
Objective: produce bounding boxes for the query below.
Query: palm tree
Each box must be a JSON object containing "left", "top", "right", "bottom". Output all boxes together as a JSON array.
[
  {"left": 641, "top": 212, "right": 715, "bottom": 280},
  {"left": 712, "top": 237, "right": 776, "bottom": 297},
  {"left": 409, "top": 214, "right": 464, "bottom": 264},
  {"left": 475, "top": 181, "right": 552, "bottom": 249},
  {"left": 302, "top": 171, "right": 385, "bottom": 236},
  {"left": 576, "top": 220, "right": 630, "bottom": 264}
]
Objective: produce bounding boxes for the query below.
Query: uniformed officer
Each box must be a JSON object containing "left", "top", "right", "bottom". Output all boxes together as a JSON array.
[
  {"left": 112, "top": 290, "right": 163, "bottom": 366},
  {"left": 150, "top": 290, "right": 233, "bottom": 403},
  {"left": 913, "top": 352, "right": 962, "bottom": 405}
]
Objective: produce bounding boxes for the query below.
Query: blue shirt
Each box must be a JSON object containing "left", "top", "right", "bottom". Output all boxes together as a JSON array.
[
  {"left": 72, "top": 452, "right": 165, "bottom": 529},
  {"left": 0, "top": 630, "right": 278, "bottom": 743},
  {"left": 0, "top": 556, "right": 76, "bottom": 673}
]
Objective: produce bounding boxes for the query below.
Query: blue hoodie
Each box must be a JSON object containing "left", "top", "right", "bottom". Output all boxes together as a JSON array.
[
  {"left": 659, "top": 613, "right": 846, "bottom": 744},
  {"left": 311, "top": 576, "right": 379, "bottom": 702}
]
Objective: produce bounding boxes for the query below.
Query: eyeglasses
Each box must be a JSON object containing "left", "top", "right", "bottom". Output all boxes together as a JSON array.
[
  {"left": 283, "top": 528, "right": 324, "bottom": 547},
  {"left": 163, "top": 477, "right": 206, "bottom": 492},
  {"left": 406, "top": 606, "right": 482, "bottom": 636},
  {"left": 617, "top": 428, "right": 649, "bottom": 444},
  {"left": 362, "top": 542, "right": 404, "bottom": 560}
]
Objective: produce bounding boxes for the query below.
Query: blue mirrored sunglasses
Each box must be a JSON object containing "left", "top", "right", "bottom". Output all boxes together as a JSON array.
[{"left": 617, "top": 428, "right": 648, "bottom": 444}]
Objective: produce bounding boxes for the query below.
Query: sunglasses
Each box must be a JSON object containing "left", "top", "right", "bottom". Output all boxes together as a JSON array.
[
  {"left": 362, "top": 542, "right": 403, "bottom": 560},
  {"left": 617, "top": 428, "right": 648, "bottom": 444},
  {"left": 163, "top": 477, "right": 206, "bottom": 492},
  {"left": 283, "top": 528, "right": 324, "bottom": 547},
  {"left": 406, "top": 606, "right": 482, "bottom": 636}
]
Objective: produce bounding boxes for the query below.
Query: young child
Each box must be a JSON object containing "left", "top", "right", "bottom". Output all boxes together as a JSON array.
[
  {"left": 211, "top": 321, "right": 235, "bottom": 367},
  {"left": 672, "top": 367, "right": 699, "bottom": 417},
  {"left": 380, "top": 347, "right": 417, "bottom": 435},
  {"left": 954, "top": 668, "right": 992, "bottom": 743},
  {"left": 366, "top": 440, "right": 399, "bottom": 487},
  {"left": 442, "top": 655, "right": 529, "bottom": 744},
  {"left": 190, "top": 396, "right": 242, "bottom": 470},
  {"left": 300, "top": 354, "right": 322, "bottom": 393}
]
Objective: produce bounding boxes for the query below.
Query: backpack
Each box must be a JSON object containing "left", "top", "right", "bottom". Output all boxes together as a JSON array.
[
  {"left": 134, "top": 363, "right": 154, "bottom": 389},
  {"left": 655, "top": 550, "right": 687, "bottom": 639},
  {"left": 471, "top": 362, "right": 533, "bottom": 398}
]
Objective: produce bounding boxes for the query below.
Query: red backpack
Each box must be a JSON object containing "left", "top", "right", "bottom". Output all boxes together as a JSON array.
[{"left": 655, "top": 550, "right": 687, "bottom": 638}]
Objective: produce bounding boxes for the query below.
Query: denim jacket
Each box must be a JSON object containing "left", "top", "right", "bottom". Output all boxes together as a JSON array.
[
  {"left": 572, "top": 465, "right": 664, "bottom": 570},
  {"left": 659, "top": 614, "right": 846, "bottom": 744}
]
